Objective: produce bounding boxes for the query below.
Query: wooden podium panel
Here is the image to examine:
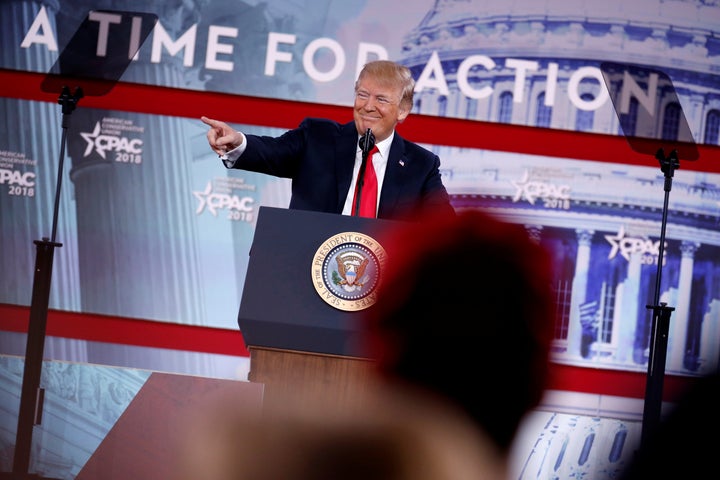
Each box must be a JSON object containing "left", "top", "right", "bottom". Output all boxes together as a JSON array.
[{"left": 249, "top": 346, "right": 376, "bottom": 410}]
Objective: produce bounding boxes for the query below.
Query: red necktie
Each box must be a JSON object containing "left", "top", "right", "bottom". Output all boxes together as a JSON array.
[{"left": 352, "top": 145, "right": 379, "bottom": 217}]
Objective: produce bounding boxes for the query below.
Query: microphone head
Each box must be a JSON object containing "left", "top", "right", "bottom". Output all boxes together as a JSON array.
[{"left": 359, "top": 129, "right": 375, "bottom": 151}]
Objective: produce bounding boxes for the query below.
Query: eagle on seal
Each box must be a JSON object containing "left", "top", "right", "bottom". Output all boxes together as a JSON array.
[{"left": 337, "top": 255, "right": 369, "bottom": 287}]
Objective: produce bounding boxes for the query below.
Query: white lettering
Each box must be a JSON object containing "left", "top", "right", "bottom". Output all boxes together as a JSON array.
[
  {"left": 605, "top": 226, "right": 665, "bottom": 262},
  {"left": 194, "top": 183, "right": 255, "bottom": 216},
  {"left": 0, "top": 169, "right": 36, "bottom": 187},
  {"left": 151, "top": 22, "right": 197, "bottom": 67},
  {"left": 265, "top": 32, "right": 296, "bottom": 76},
  {"left": 620, "top": 70, "right": 657, "bottom": 115},
  {"left": 506, "top": 58, "right": 538, "bottom": 104},
  {"left": 17, "top": 14, "right": 643, "bottom": 118},
  {"left": 20, "top": 5, "right": 57, "bottom": 51},
  {"left": 303, "top": 37, "right": 345, "bottom": 82},
  {"left": 129, "top": 16, "right": 143, "bottom": 61},
  {"left": 89, "top": 11, "right": 121, "bottom": 57},
  {"left": 414, "top": 51, "right": 449, "bottom": 95},
  {"left": 511, "top": 171, "right": 571, "bottom": 204},
  {"left": 545, "top": 62, "right": 559, "bottom": 106},
  {"left": 206, "top": 25, "right": 237, "bottom": 71},
  {"left": 568, "top": 66, "right": 609, "bottom": 111},
  {"left": 457, "top": 55, "right": 495, "bottom": 100}
]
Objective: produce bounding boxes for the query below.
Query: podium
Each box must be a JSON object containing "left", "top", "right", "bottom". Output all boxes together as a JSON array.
[{"left": 238, "top": 207, "right": 401, "bottom": 408}]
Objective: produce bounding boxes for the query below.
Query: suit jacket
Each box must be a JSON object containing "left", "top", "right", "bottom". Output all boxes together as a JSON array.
[{"left": 231, "top": 118, "right": 455, "bottom": 221}]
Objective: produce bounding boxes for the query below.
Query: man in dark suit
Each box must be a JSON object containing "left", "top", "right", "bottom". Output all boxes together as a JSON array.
[{"left": 201, "top": 60, "right": 454, "bottom": 221}]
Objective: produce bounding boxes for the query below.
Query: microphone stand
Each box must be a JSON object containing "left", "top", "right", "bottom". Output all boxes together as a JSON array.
[
  {"left": 639, "top": 147, "right": 679, "bottom": 447},
  {"left": 598, "top": 62, "right": 699, "bottom": 452},
  {"left": 6, "top": 86, "right": 82, "bottom": 479},
  {"left": 353, "top": 128, "right": 374, "bottom": 216}
]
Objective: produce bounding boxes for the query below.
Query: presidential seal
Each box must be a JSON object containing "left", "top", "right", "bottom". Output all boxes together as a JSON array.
[{"left": 311, "top": 231, "right": 387, "bottom": 312}]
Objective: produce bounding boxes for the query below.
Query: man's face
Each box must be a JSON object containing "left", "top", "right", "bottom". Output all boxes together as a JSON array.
[{"left": 353, "top": 75, "right": 410, "bottom": 143}]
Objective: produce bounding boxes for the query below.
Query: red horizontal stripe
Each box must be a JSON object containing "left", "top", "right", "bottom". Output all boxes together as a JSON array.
[
  {"left": 546, "top": 362, "right": 693, "bottom": 404},
  {"left": 1, "top": 68, "right": 718, "bottom": 172},
  {"left": 0, "top": 69, "right": 708, "bottom": 401},
  {"left": 1, "top": 303, "right": 697, "bottom": 401},
  {"left": 1, "top": 303, "right": 248, "bottom": 357}
]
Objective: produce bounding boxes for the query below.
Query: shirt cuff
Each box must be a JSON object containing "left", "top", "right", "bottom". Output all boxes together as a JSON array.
[{"left": 219, "top": 134, "right": 247, "bottom": 167}]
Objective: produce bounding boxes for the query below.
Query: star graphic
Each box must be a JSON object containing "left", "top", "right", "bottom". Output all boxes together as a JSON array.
[
  {"left": 510, "top": 170, "right": 531, "bottom": 203},
  {"left": 604, "top": 225, "right": 625, "bottom": 260},
  {"left": 192, "top": 181, "right": 213, "bottom": 215},
  {"left": 80, "top": 122, "right": 102, "bottom": 158}
]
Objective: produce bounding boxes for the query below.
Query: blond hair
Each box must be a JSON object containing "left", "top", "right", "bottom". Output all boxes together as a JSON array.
[{"left": 356, "top": 60, "right": 415, "bottom": 109}]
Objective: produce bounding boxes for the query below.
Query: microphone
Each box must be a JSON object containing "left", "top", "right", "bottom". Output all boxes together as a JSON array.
[
  {"left": 359, "top": 128, "right": 375, "bottom": 158},
  {"left": 354, "top": 129, "right": 375, "bottom": 216}
]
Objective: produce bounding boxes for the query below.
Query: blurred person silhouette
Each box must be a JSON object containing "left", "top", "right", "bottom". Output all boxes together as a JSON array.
[
  {"left": 619, "top": 370, "right": 720, "bottom": 479},
  {"left": 175, "top": 384, "right": 507, "bottom": 480},
  {"left": 174, "top": 208, "right": 552, "bottom": 480},
  {"left": 361, "top": 207, "right": 556, "bottom": 460},
  {"left": 201, "top": 59, "right": 454, "bottom": 221}
]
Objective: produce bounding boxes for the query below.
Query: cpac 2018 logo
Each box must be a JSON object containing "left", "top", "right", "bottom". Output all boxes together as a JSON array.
[
  {"left": 193, "top": 181, "right": 255, "bottom": 222},
  {"left": 605, "top": 226, "right": 666, "bottom": 265},
  {"left": 0, "top": 168, "right": 35, "bottom": 197},
  {"left": 80, "top": 122, "right": 143, "bottom": 163},
  {"left": 511, "top": 170, "right": 571, "bottom": 210}
]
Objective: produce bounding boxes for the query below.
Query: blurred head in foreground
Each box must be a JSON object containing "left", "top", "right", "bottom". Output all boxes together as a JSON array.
[
  {"left": 176, "top": 390, "right": 507, "bottom": 480},
  {"left": 173, "top": 209, "right": 550, "bottom": 480},
  {"left": 363, "top": 208, "right": 556, "bottom": 454}
]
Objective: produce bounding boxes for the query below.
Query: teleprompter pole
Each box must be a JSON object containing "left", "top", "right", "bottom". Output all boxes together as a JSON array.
[
  {"left": 6, "top": 86, "right": 82, "bottom": 480},
  {"left": 639, "top": 148, "right": 679, "bottom": 447}
]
